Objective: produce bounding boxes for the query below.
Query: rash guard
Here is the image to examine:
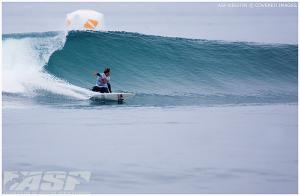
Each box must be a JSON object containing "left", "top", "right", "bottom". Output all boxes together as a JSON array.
[{"left": 96, "top": 73, "right": 110, "bottom": 88}]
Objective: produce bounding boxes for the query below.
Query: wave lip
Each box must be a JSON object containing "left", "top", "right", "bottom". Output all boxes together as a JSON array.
[{"left": 3, "top": 31, "right": 92, "bottom": 100}]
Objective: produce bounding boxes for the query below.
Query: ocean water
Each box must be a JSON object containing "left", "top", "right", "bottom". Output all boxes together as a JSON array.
[
  {"left": 2, "top": 31, "right": 298, "bottom": 193},
  {"left": 3, "top": 31, "right": 298, "bottom": 106}
]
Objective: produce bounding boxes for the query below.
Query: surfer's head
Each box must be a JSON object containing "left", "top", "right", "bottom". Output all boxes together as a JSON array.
[{"left": 104, "top": 67, "right": 110, "bottom": 76}]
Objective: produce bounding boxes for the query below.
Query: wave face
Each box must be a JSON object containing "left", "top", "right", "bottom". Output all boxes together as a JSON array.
[{"left": 3, "top": 31, "right": 298, "bottom": 106}]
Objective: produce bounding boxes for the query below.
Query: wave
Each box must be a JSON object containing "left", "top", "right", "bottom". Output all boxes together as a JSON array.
[
  {"left": 3, "top": 31, "right": 91, "bottom": 100},
  {"left": 2, "top": 31, "right": 298, "bottom": 106}
]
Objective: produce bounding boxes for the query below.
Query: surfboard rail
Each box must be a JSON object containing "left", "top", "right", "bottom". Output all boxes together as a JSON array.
[{"left": 90, "top": 92, "right": 135, "bottom": 103}]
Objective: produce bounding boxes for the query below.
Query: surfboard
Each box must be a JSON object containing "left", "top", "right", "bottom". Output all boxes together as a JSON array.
[{"left": 90, "top": 92, "right": 135, "bottom": 102}]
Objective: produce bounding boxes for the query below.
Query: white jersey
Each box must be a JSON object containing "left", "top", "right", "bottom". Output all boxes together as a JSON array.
[{"left": 96, "top": 73, "right": 110, "bottom": 88}]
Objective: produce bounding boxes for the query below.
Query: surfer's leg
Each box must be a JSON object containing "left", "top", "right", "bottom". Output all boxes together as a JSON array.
[
  {"left": 92, "top": 86, "right": 101, "bottom": 92},
  {"left": 99, "top": 87, "right": 109, "bottom": 93},
  {"left": 104, "top": 88, "right": 109, "bottom": 93}
]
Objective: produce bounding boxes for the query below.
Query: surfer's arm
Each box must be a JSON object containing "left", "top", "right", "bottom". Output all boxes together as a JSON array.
[
  {"left": 93, "top": 72, "right": 101, "bottom": 77},
  {"left": 107, "top": 82, "right": 112, "bottom": 93}
]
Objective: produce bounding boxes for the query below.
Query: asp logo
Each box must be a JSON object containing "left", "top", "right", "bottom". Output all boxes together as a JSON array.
[{"left": 3, "top": 171, "right": 91, "bottom": 193}]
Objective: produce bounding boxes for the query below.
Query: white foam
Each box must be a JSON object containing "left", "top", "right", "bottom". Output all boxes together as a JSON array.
[{"left": 3, "top": 34, "right": 92, "bottom": 100}]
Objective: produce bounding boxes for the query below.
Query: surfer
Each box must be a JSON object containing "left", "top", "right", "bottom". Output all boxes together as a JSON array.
[{"left": 92, "top": 67, "right": 112, "bottom": 93}]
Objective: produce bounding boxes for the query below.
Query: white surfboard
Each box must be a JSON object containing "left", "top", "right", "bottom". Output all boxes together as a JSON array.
[{"left": 90, "top": 92, "right": 135, "bottom": 102}]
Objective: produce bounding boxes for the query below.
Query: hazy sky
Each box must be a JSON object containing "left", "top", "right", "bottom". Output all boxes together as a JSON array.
[{"left": 3, "top": 2, "right": 298, "bottom": 44}]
